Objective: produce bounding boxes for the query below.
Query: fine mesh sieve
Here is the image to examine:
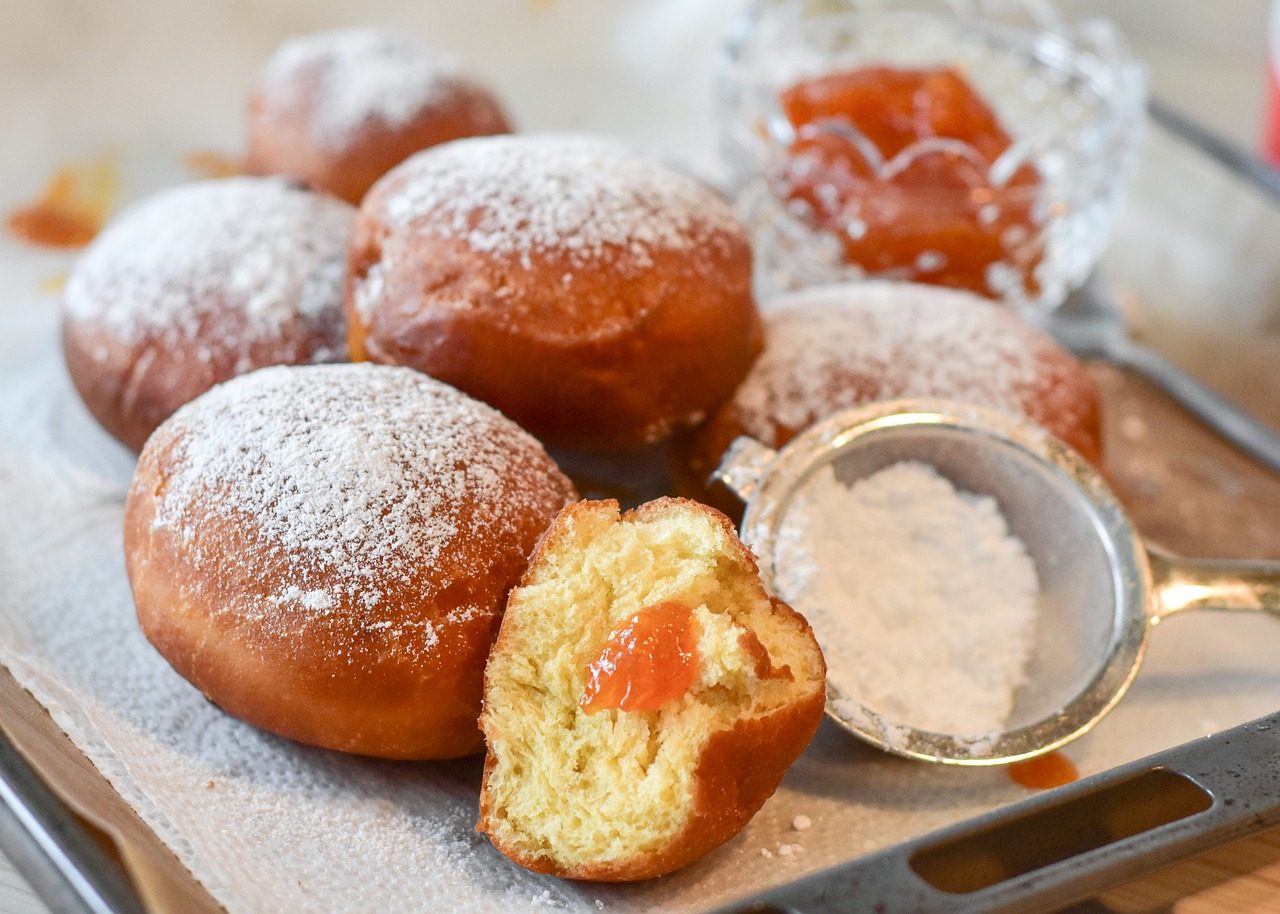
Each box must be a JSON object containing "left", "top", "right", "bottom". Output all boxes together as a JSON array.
[{"left": 714, "top": 398, "right": 1280, "bottom": 765}]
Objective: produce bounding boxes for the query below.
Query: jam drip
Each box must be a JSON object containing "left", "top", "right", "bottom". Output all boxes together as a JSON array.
[
  {"left": 580, "top": 600, "right": 699, "bottom": 714},
  {"left": 1007, "top": 751, "right": 1079, "bottom": 790}
]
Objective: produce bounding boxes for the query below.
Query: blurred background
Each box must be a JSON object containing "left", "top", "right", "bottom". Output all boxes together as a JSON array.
[
  {"left": 0, "top": 0, "right": 1272, "bottom": 181},
  {"left": 1075, "top": 0, "right": 1270, "bottom": 150}
]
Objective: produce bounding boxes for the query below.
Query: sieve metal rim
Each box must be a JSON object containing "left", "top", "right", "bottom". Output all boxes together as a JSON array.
[{"left": 716, "top": 397, "right": 1152, "bottom": 765}]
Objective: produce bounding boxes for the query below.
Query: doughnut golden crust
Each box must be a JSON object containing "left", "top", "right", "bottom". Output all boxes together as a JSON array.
[
  {"left": 244, "top": 27, "right": 511, "bottom": 204},
  {"left": 478, "top": 497, "right": 826, "bottom": 880},
  {"left": 61, "top": 176, "right": 354, "bottom": 453},
  {"left": 674, "top": 281, "right": 1103, "bottom": 512},
  {"left": 347, "top": 134, "right": 764, "bottom": 451},
  {"left": 124, "top": 363, "right": 577, "bottom": 760}
]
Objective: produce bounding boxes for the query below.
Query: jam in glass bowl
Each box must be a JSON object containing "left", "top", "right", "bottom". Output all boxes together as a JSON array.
[{"left": 717, "top": 0, "right": 1148, "bottom": 315}]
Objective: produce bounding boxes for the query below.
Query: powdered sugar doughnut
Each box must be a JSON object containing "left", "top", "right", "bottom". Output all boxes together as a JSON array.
[
  {"left": 62, "top": 176, "right": 354, "bottom": 452},
  {"left": 244, "top": 27, "right": 512, "bottom": 204},
  {"left": 674, "top": 281, "right": 1103, "bottom": 507},
  {"left": 124, "top": 363, "right": 577, "bottom": 760},
  {"left": 347, "top": 133, "right": 763, "bottom": 451}
]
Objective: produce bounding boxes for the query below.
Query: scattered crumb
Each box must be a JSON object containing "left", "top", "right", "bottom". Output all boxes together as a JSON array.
[
  {"left": 791, "top": 814, "right": 812, "bottom": 831},
  {"left": 1120, "top": 413, "right": 1147, "bottom": 442},
  {"left": 760, "top": 848, "right": 773, "bottom": 859},
  {"left": 207, "top": 780, "right": 215, "bottom": 789},
  {"left": 777, "top": 843, "right": 803, "bottom": 857}
]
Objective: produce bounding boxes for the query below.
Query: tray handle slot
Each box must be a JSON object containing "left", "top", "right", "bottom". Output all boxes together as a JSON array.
[
  {"left": 709, "top": 713, "right": 1280, "bottom": 914},
  {"left": 907, "top": 768, "right": 1212, "bottom": 893}
]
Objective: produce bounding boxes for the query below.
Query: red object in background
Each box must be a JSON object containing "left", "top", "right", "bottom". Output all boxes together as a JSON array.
[{"left": 1266, "top": 10, "right": 1280, "bottom": 165}]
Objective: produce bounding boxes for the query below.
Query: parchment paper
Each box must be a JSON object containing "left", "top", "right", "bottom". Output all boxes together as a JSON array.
[{"left": 4, "top": 2, "right": 1280, "bottom": 912}]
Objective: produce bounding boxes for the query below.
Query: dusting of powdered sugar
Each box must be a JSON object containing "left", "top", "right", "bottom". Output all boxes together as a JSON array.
[
  {"left": 378, "top": 133, "right": 742, "bottom": 269},
  {"left": 735, "top": 281, "right": 1082, "bottom": 439},
  {"left": 148, "top": 363, "right": 569, "bottom": 626},
  {"left": 260, "top": 26, "right": 470, "bottom": 149},
  {"left": 62, "top": 176, "right": 354, "bottom": 356},
  {"left": 773, "top": 461, "right": 1039, "bottom": 736}
]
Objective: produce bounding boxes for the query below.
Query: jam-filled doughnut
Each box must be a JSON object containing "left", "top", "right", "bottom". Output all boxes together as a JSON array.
[
  {"left": 124, "top": 363, "right": 578, "bottom": 760},
  {"left": 62, "top": 176, "right": 354, "bottom": 452},
  {"left": 347, "top": 133, "right": 763, "bottom": 451},
  {"left": 674, "top": 281, "right": 1103, "bottom": 510},
  {"left": 478, "top": 497, "right": 825, "bottom": 880},
  {"left": 244, "top": 26, "right": 512, "bottom": 204}
]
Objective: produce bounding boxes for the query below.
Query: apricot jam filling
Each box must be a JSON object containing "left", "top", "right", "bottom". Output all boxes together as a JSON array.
[{"left": 580, "top": 600, "right": 699, "bottom": 714}]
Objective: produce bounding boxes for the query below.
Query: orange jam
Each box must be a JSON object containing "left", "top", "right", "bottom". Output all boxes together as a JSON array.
[
  {"left": 778, "top": 65, "right": 1041, "bottom": 298},
  {"left": 1007, "top": 751, "right": 1079, "bottom": 790},
  {"left": 580, "top": 601, "right": 699, "bottom": 714},
  {"left": 6, "top": 156, "right": 119, "bottom": 249},
  {"left": 182, "top": 149, "right": 243, "bottom": 180}
]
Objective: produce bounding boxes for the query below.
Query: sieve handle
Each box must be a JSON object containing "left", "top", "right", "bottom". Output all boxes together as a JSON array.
[
  {"left": 1148, "top": 547, "right": 1280, "bottom": 620},
  {"left": 712, "top": 436, "right": 779, "bottom": 504}
]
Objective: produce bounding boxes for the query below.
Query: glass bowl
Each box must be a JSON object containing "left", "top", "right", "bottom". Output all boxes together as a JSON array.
[{"left": 717, "top": 0, "right": 1148, "bottom": 315}]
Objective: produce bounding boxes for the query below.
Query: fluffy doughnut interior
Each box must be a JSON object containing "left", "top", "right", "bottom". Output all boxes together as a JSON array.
[{"left": 479, "top": 498, "right": 825, "bottom": 879}]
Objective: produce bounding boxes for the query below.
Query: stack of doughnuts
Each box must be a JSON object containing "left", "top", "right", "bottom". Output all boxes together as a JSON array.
[
  {"left": 56, "top": 21, "right": 1113, "bottom": 886},
  {"left": 83, "top": 33, "right": 771, "bottom": 779}
]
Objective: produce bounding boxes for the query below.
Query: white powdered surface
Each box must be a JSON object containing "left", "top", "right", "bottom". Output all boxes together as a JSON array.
[
  {"left": 63, "top": 176, "right": 354, "bottom": 362},
  {"left": 148, "top": 363, "right": 565, "bottom": 628},
  {"left": 378, "top": 134, "right": 742, "bottom": 268},
  {"left": 260, "top": 26, "right": 470, "bottom": 149},
  {"left": 736, "top": 281, "right": 1090, "bottom": 438},
  {"left": 773, "top": 462, "right": 1040, "bottom": 736}
]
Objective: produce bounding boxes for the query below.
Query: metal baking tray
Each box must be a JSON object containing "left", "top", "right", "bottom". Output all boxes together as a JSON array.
[
  {"left": 706, "top": 96, "right": 1280, "bottom": 913},
  {"left": 4, "top": 93, "right": 1280, "bottom": 914}
]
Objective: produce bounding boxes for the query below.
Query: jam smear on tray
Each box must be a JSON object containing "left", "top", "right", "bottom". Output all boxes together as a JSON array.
[
  {"left": 778, "top": 65, "right": 1041, "bottom": 298},
  {"left": 6, "top": 156, "right": 119, "bottom": 249},
  {"left": 580, "top": 600, "right": 699, "bottom": 713},
  {"left": 183, "top": 149, "right": 243, "bottom": 179}
]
